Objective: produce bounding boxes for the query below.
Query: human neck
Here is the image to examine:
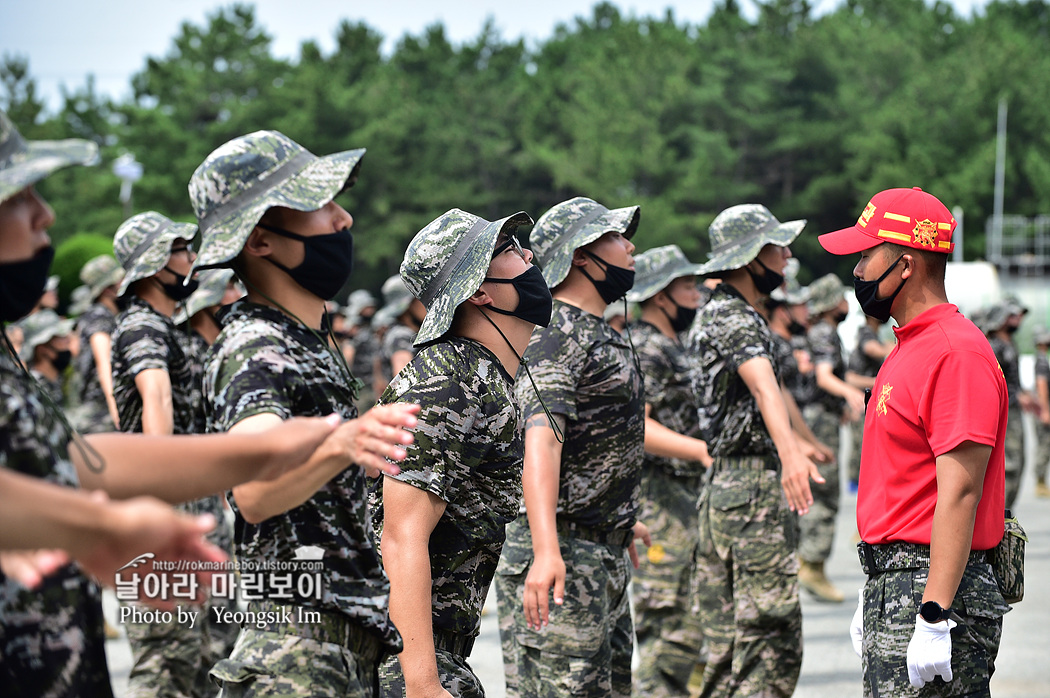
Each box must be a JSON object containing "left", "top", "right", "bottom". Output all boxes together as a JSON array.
[
  {"left": 458, "top": 307, "right": 534, "bottom": 379},
  {"left": 723, "top": 269, "right": 763, "bottom": 311},
  {"left": 33, "top": 360, "right": 59, "bottom": 382},
  {"left": 640, "top": 304, "right": 677, "bottom": 341},
  {"left": 136, "top": 282, "right": 177, "bottom": 318},
  {"left": 190, "top": 311, "right": 222, "bottom": 345},
  {"left": 552, "top": 272, "right": 607, "bottom": 317},
  {"left": 98, "top": 295, "right": 119, "bottom": 314},
  {"left": 242, "top": 265, "right": 326, "bottom": 329},
  {"left": 890, "top": 281, "right": 948, "bottom": 328}
]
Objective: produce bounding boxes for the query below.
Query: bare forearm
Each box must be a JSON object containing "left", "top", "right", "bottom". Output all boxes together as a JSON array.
[
  {"left": 925, "top": 492, "right": 979, "bottom": 608},
  {"left": 384, "top": 534, "right": 441, "bottom": 694},
  {"left": 523, "top": 420, "right": 563, "bottom": 557},
  {"left": 816, "top": 365, "right": 858, "bottom": 399},
  {"left": 231, "top": 441, "right": 343, "bottom": 523},
  {"left": 0, "top": 470, "right": 113, "bottom": 553},
  {"left": 782, "top": 385, "right": 818, "bottom": 444},
  {"left": 643, "top": 416, "right": 709, "bottom": 464},
  {"left": 754, "top": 381, "right": 800, "bottom": 462}
]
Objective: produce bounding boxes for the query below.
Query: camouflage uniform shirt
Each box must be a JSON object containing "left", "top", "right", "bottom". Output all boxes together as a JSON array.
[
  {"left": 372, "top": 337, "right": 523, "bottom": 638},
  {"left": 807, "top": 320, "right": 847, "bottom": 413},
  {"left": 175, "top": 326, "right": 210, "bottom": 435},
  {"left": 111, "top": 296, "right": 197, "bottom": 434},
  {"left": 988, "top": 335, "right": 1021, "bottom": 406},
  {"left": 787, "top": 332, "right": 819, "bottom": 407},
  {"left": 351, "top": 325, "right": 380, "bottom": 381},
  {"left": 204, "top": 300, "right": 400, "bottom": 650},
  {"left": 848, "top": 324, "right": 884, "bottom": 378},
  {"left": 1037, "top": 352, "right": 1050, "bottom": 384},
  {"left": 686, "top": 283, "right": 778, "bottom": 458},
  {"left": 74, "top": 302, "right": 116, "bottom": 411},
  {"left": 772, "top": 333, "right": 799, "bottom": 395},
  {"left": 630, "top": 320, "right": 704, "bottom": 477},
  {"left": 519, "top": 299, "right": 644, "bottom": 531},
  {"left": 380, "top": 323, "right": 417, "bottom": 386},
  {"left": 0, "top": 349, "right": 111, "bottom": 696}
]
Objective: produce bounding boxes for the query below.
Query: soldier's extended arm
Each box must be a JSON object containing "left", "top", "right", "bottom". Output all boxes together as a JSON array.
[
  {"left": 522, "top": 412, "right": 566, "bottom": 631},
  {"left": 381, "top": 477, "right": 454, "bottom": 698},
  {"left": 1038, "top": 374, "right": 1050, "bottom": 424},
  {"left": 815, "top": 362, "right": 866, "bottom": 420},
  {"left": 642, "top": 404, "right": 712, "bottom": 467},
  {"left": 134, "top": 367, "right": 175, "bottom": 435},
  {"left": 226, "top": 404, "right": 419, "bottom": 523},
  {"left": 89, "top": 331, "right": 120, "bottom": 428},
  {"left": 781, "top": 383, "right": 834, "bottom": 463},
  {"left": 739, "top": 356, "right": 822, "bottom": 514}
]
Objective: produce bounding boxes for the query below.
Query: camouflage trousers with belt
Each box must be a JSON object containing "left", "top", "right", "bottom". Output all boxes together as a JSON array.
[
  {"left": 495, "top": 515, "right": 634, "bottom": 698},
  {"left": 632, "top": 466, "right": 705, "bottom": 697},
  {"left": 694, "top": 455, "right": 802, "bottom": 698},
  {"left": 799, "top": 405, "right": 842, "bottom": 563},
  {"left": 1035, "top": 418, "right": 1050, "bottom": 484},
  {"left": 1003, "top": 406, "right": 1025, "bottom": 510},
  {"left": 378, "top": 640, "right": 484, "bottom": 698},
  {"left": 857, "top": 541, "right": 1010, "bottom": 697}
]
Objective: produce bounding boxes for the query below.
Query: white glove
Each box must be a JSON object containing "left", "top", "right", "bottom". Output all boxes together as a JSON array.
[
  {"left": 849, "top": 588, "right": 864, "bottom": 657},
  {"left": 906, "top": 615, "right": 957, "bottom": 688}
]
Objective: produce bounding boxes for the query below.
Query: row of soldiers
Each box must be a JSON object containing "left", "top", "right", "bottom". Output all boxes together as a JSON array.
[{"left": 1, "top": 103, "right": 1040, "bottom": 698}]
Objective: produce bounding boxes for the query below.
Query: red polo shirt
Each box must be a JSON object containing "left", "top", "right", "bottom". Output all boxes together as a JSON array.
[{"left": 857, "top": 303, "right": 1006, "bottom": 549}]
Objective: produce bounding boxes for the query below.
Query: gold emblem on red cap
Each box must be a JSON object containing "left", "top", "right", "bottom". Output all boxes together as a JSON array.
[
  {"left": 912, "top": 219, "right": 937, "bottom": 248},
  {"left": 859, "top": 202, "right": 877, "bottom": 228},
  {"left": 876, "top": 384, "right": 893, "bottom": 417}
]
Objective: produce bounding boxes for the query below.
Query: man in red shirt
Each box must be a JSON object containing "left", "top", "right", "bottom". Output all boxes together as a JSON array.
[{"left": 819, "top": 187, "right": 1010, "bottom": 697}]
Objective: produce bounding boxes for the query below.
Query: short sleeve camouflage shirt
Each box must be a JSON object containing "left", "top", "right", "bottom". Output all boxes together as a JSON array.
[
  {"left": 807, "top": 320, "right": 846, "bottom": 413},
  {"left": 380, "top": 323, "right": 417, "bottom": 385},
  {"left": 988, "top": 336, "right": 1021, "bottom": 406},
  {"left": 350, "top": 325, "right": 379, "bottom": 380},
  {"left": 1036, "top": 352, "right": 1049, "bottom": 383},
  {"left": 847, "top": 324, "right": 883, "bottom": 377},
  {"left": 771, "top": 333, "right": 799, "bottom": 393},
  {"left": 518, "top": 300, "right": 644, "bottom": 531},
  {"left": 630, "top": 320, "right": 704, "bottom": 478},
  {"left": 686, "top": 284, "right": 778, "bottom": 458},
  {"left": 204, "top": 300, "right": 399, "bottom": 650},
  {"left": 111, "top": 297, "right": 197, "bottom": 434},
  {"left": 371, "top": 337, "right": 523, "bottom": 638},
  {"left": 174, "top": 326, "right": 210, "bottom": 434},
  {"left": 74, "top": 302, "right": 116, "bottom": 408}
]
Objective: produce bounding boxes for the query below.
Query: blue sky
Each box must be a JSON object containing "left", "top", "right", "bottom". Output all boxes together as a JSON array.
[{"left": 1, "top": 0, "right": 989, "bottom": 112}]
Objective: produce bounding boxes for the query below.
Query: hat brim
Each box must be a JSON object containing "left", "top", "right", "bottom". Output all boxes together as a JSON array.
[
  {"left": 817, "top": 224, "right": 883, "bottom": 256},
  {"left": 117, "top": 222, "right": 198, "bottom": 296},
  {"left": 191, "top": 148, "right": 365, "bottom": 272},
  {"left": 626, "top": 260, "right": 707, "bottom": 303},
  {"left": 540, "top": 205, "right": 641, "bottom": 289},
  {"left": 0, "top": 139, "right": 98, "bottom": 203},
  {"left": 89, "top": 267, "right": 125, "bottom": 299},
  {"left": 413, "top": 211, "right": 533, "bottom": 346},
  {"left": 697, "top": 219, "right": 805, "bottom": 276}
]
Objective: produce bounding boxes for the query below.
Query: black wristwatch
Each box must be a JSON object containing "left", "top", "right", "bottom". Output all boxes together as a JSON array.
[{"left": 919, "top": 600, "right": 952, "bottom": 623}]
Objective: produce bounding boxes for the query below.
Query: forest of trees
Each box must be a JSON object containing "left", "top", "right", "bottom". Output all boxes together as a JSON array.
[{"left": 4, "top": 0, "right": 1050, "bottom": 299}]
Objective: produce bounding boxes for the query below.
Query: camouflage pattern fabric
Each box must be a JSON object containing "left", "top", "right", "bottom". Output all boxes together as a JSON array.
[
  {"left": 685, "top": 284, "right": 779, "bottom": 458},
  {"left": 71, "top": 302, "right": 117, "bottom": 433},
  {"left": 807, "top": 320, "right": 848, "bottom": 414},
  {"left": 787, "top": 333, "right": 819, "bottom": 408},
  {"left": 188, "top": 130, "right": 364, "bottom": 273},
  {"left": 1036, "top": 353, "right": 1050, "bottom": 484},
  {"left": 627, "top": 321, "right": 705, "bottom": 696},
  {"left": 860, "top": 556, "right": 1009, "bottom": 697},
  {"left": 515, "top": 299, "right": 644, "bottom": 530},
  {"left": 497, "top": 517, "right": 634, "bottom": 698},
  {"left": 988, "top": 335, "right": 1021, "bottom": 406},
  {"left": 28, "top": 368, "right": 64, "bottom": 405},
  {"left": 79, "top": 254, "right": 124, "bottom": 300},
  {"left": 111, "top": 296, "right": 197, "bottom": 435},
  {"left": 113, "top": 211, "right": 196, "bottom": 296},
  {"left": 0, "top": 349, "right": 113, "bottom": 697},
  {"left": 379, "top": 651, "right": 484, "bottom": 698},
  {"left": 204, "top": 300, "right": 400, "bottom": 651},
  {"left": 379, "top": 323, "right": 417, "bottom": 386},
  {"left": 806, "top": 273, "right": 848, "bottom": 315},
  {"left": 694, "top": 458, "right": 802, "bottom": 698},
  {"left": 695, "top": 204, "right": 804, "bottom": 277},
  {"left": 124, "top": 608, "right": 215, "bottom": 698},
  {"left": 371, "top": 337, "right": 523, "bottom": 643},
  {"left": 848, "top": 324, "right": 885, "bottom": 377},
  {"left": 0, "top": 108, "right": 97, "bottom": 202},
  {"left": 798, "top": 404, "right": 841, "bottom": 564},
  {"left": 1003, "top": 406, "right": 1025, "bottom": 511},
  {"left": 625, "top": 245, "right": 705, "bottom": 304},
  {"left": 351, "top": 325, "right": 379, "bottom": 384},
  {"left": 771, "top": 333, "right": 799, "bottom": 394}
]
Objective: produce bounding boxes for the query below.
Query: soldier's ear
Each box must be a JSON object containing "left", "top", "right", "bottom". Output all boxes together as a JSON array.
[
  {"left": 465, "top": 287, "right": 492, "bottom": 307},
  {"left": 900, "top": 253, "right": 914, "bottom": 280},
  {"left": 571, "top": 249, "right": 588, "bottom": 267},
  {"left": 242, "top": 228, "right": 273, "bottom": 258}
]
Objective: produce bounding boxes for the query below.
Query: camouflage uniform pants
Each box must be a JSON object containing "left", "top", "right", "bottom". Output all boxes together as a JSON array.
[
  {"left": 378, "top": 647, "right": 484, "bottom": 697},
  {"left": 632, "top": 468, "right": 705, "bottom": 697},
  {"left": 848, "top": 416, "right": 864, "bottom": 486},
  {"left": 0, "top": 565, "right": 113, "bottom": 698},
  {"left": 124, "top": 602, "right": 215, "bottom": 698},
  {"left": 495, "top": 516, "right": 634, "bottom": 698},
  {"left": 1035, "top": 418, "right": 1050, "bottom": 484},
  {"left": 859, "top": 544, "right": 1010, "bottom": 697},
  {"left": 799, "top": 406, "right": 841, "bottom": 563},
  {"left": 210, "top": 602, "right": 383, "bottom": 697},
  {"left": 694, "top": 457, "right": 802, "bottom": 698},
  {"left": 1003, "top": 406, "right": 1025, "bottom": 510}
]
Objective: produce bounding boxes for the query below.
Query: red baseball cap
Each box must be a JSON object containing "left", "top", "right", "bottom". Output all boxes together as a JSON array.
[{"left": 819, "top": 187, "right": 956, "bottom": 255}]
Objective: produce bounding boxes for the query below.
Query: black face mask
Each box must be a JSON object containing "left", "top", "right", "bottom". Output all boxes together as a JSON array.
[
  {"left": 0, "top": 247, "right": 55, "bottom": 323},
  {"left": 483, "top": 265, "right": 554, "bottom": 328},
  {"left": 854, "top": 254, "right": 905, "bottom": 323},
  {"left": 1006, "top": 325, "right": 1020, "bottom": 335},
  {"left": 259, "top": 223, "right": 354, "bottom": 301},
  {"left": 833, "top": 310, "right": 849, "bottom": 324},
  {"left": 661, "top": 297, "right": 697, "bottom": 334},
  {"left": 158, "top": 266, "right": 200, "bottom": 301},
  {"left": 51, "top": 349, "right": 72, "bottom": 372},
  {"left": 746, "top": 257, "right": 784, "bottom": 296},
  {"left": 580, "top": 250, "right": 635, "bottom": 304},
  {"left": 787, "top": 319, "right": 807, "bottom": 336}
]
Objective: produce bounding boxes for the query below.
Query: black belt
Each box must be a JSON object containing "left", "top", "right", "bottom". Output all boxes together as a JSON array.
[
  {"left": 434, "top": 628, "right": 476, "bottom": 657},
  {"left": 247, "top": 600, "right": 383, "bottom": 663},
  {"left": 556, "top": 518, "right": 633, "bottom": 547},
  {"left": 858, "top": 541, "right": 989, "bottom": 576},
  {"left": 712, "top": 454, "right": 779, "bottom": 472}
]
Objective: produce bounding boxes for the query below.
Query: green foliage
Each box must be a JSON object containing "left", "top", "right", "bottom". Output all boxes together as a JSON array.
[
  {"left": 6, "top": 0, "right": 1050, "bottom": 291},
  {"left": 52, "top": 234, "right": 115, "bottom": 303}
]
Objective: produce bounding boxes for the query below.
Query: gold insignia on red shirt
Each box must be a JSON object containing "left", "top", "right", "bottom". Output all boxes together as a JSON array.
[
  {"left": 912, "top": 219, "right": 937, "bottom": 247},
  {"left": 859, "top": 202, "right": 877, "bottom": 227},
  {"left": 876, "top": 384, "right": 893, "bottom": 417}
]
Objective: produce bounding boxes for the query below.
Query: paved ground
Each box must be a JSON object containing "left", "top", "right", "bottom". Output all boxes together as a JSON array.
[{"left": 106, "top": 457, "right": 1050, "bottom": 697}]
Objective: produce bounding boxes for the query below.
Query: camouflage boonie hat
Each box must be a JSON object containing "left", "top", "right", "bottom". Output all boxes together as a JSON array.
[
  {"left": 770, "top": 258, "right": 810, "bottom": 305},
  {"left": 698, "top": 204, "right": 805, "bottom": 276},
  {"left": 175, "top": 268, "right": 237, "bottom": 322},
  {"left": 343, "top": 289, "right": 378, "bottom": 325},
  {"left": 68, "top": 285, "right": 93, "bottom": 316},
  {"left": 189, "top": 130, "right": 365, "bottom": 272},
  {"left": 1002, "top": 294, "right": 1028, "bottom": 317},
  {"left": 79, "top": 254, "right": 124, "bottom": 299},
  {"left": 626, "top": 245, "right": 705, "bottom": 303},
  {"left": 1032, "top": 325, "right": 1050, "bottom": 346},
  {"left": 379, "top": 274, "right": 414, "bottom": 320},
  {"left": 402, "top": 209, "right": 534, "bottom": 346},
  {"left": 0, "top": 109, "right": 97, "bottom": 203},
  {"left": 530, "top": 196, "right": 640, "bottom": 289},
  {"left": 370, "top": 303, "right": 398, "bottom": 330},
  {"left": 983, "top": 303, "right": 1011, "bottom": 333},
  {"left": 806, "top": 273, "right": 850, "bottom": 315},
  {"left": 17, "top": 309, "right": 75, "bottom": 360},
  {"left": 968, "top": 306, "right": 991, "bottom": 334},
  {"left": 114, "top": 211, "right": 197, "bottom": 296}
]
